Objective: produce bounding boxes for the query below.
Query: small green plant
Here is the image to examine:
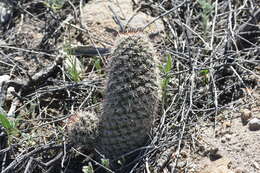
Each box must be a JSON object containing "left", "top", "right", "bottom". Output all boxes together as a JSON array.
[
  {"left": 93, "top": 58, "right": 102, "bottom": 74},
  {"left": 44, "top": 0, "right": 65, "bottom": 11},
  {"left": 198, "top": 0, "right": 214, "bottom": 34},
  {"left": 199, "top": 69, "right": 210, "bottom": 84},
  {"left": 160, "top": 54, "right": 173, "bottom": 102},
  {"left": 0, "top": 113, "right": 19, "bottom": 136},
  {"left": 101, "top": 158, "right": 110, "bottom": 168},
  {"left": 63, "top": 44, "right": 84, "bottom": 82},
  {"left": 82, "top": 162, "right": 94, "bottom": 173},
  {"left": 66, "top": 55, "right": 83, "bottom": 82}
]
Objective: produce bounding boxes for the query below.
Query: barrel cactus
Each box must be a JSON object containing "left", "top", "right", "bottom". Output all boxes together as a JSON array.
[{"left": 98, "top": 31, "right": 160, "bottom": 159}]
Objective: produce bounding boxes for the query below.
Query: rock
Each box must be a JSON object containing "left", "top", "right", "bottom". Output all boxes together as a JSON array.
[
  {"left": 240, "top": 109, "right": 252, "bottom": 124},
  {"left": 248, "top": 118, "right": 260, "bottom": 131},
  {"left": 81, "top": 0, "right": 164, "bottom": 47},
  {"left": 203, "top": 148, "right": 223, "bottom": 161}
]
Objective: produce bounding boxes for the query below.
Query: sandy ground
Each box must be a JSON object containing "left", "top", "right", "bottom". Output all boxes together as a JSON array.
[{"left": 193, "top": 86, "right": 260, "bottom": 173}]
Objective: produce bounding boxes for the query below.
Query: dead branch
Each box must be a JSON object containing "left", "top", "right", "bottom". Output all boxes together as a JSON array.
[
  {"left": 7, "top": 56, "right": 63, "bottom": 96},
  {"left": 2, "top": 143, "right": 65, "bottom": 173}
]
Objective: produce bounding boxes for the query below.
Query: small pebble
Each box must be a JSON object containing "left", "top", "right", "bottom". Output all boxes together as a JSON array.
[
  {"left": 225, "top": 134, "right": 232, "bottom": 141},
  {"left": 221, "top": 137, "right": 226, "bottom": 143},
  {"left": 248, "top": 118, "right": 260, "bottom": 131},
  {"left": 223, "top": 121, "right": 232, "bottom": 128},
  {"left": 241, "top": 109, "right": 252, "bottom": 124}
]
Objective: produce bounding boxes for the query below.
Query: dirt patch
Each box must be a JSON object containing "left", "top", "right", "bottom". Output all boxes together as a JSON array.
[{"left": 192, "top": 86, "right": 260, "bottom": 173}]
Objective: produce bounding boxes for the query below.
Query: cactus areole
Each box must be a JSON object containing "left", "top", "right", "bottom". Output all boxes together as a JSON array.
[{"left": 98, "top": 32, "right": 160, "bottom": 159}]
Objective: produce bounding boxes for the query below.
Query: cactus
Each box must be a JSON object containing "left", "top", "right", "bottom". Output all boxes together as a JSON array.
[
  {"left": 98, "top": 31, "right": 160, "bottom": 159},
  {"left": 67, "top": 31, "right": 160, "bottom": 163},
  {"left": 67, "top": 111, "right": 100, "bottom": 149}
]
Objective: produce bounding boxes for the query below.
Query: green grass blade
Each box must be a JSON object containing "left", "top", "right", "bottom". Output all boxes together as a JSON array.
[
  {"left": 0, "top": 113, "right": 12, "bottom": 130},
  {"left": 165, "top": 55, "right": 172, "bottom": 73}
]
